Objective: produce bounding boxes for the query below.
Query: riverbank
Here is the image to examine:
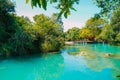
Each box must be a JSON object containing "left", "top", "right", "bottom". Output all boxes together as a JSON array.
[{"left": 65, "top": 41, "right": 106, "bottom": 45}]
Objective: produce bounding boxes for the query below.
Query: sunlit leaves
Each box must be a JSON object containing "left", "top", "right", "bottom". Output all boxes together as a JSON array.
[
  {"left": 33, "top": 14, "right": 64, "bottom": 52},
  {"left": 26, "top": 0, "right": 79, "bottom": 18},
  {"left": 110, "top": 9, "right": 120, "bottom": 34},
  {"left": 65, "top": 27, "right": 80, "bottom": 41},
  {"left": 85, "top": 17, "right": 106, "bottom": 38},
  {"left": 79, "top": 28, "right": 93, "bottom": 40},
  {"left": 115, "top": 33, "right": 120, "bottom": 42},
  {"left": 94, "top": 0, "right": 120, "bottom": 17},
  {"left": 26, "top": 0, "right": 120, "bottom": 18},
  {"left": 98, "top": 24, "right": 114, "bottom": 41},
  {"left": 56, "top": 0, "right": 79, "bottom": 18},
  {"left": 26, "top": 0, "right": 29, "bottom": 3}
]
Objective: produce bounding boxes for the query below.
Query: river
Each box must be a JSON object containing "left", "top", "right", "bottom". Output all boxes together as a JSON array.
[{"left": 0, "top": 43, "right": 120, "bottom": 80}]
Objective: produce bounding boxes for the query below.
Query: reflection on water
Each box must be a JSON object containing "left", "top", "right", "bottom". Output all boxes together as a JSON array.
[
  {"left": 0, "top": 53, "right": 64, "bottom": 80},
  {"left": 64, "top": 43, "right": 120, "bottom": 80},
  {"left": 0, "top": 43, "right": 120, "bottom": 80},
  {"left": 34, "top": 53, "right": 64, "bottom": 80}
]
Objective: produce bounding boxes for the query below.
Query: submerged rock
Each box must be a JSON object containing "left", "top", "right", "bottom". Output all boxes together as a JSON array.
[
  {"left": 116, "top": 75, "right": 120, "bottom": 77},
  {"left": 79, "top": 51, "right": 87, "bottom": 56},
  {"left": 104, "top": 54, "right": 111, "bottom": 57}
]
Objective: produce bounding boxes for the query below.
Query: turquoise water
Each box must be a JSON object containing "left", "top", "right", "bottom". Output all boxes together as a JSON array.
[{"left": 0, "top": 43, "right": 120, "bottom": 80}]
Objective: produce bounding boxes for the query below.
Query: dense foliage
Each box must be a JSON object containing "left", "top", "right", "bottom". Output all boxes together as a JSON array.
[
  {"left": 65, "top": 27, "right": 80, "bottom": 41},
  {"left": 33, "top": 14, "right": 64, "bottom": 52},
  {"left": 65, "top": 10, "right": 120, "bottom": 46},
  {"left": 93, "top": 0, "right": 120, "bottom": 17},
  {"left": 0, "top": 0, "right": 64, "bottom": 56},
  {"left": 65, "top": 18, "right": 106, "bottom": 41}
]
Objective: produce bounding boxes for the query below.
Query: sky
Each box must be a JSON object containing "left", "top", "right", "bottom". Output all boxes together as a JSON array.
[{"left": 14, "top": 0, "right": 100, "bottom": 31}]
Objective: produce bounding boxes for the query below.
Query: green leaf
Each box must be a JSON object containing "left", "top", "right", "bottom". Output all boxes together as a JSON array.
[
  {"left": 42, "top": 0, "right": 47, "bottom": 10},
  {"left": 37, "top": 0, "right": 41, "bottom": 8},
  {"left": 64, "top": 11, "right": 68, "bottom": 18},
  {"left": 57, "top": 9, "right": 65, "bottom": 19},
  {"left": 33, "top": 0, "right": 38, "bottom": 7},
  {"left": 70, "top": 7, "right": 77, "bottom": 11},
  {"left": 31, "top": 0, "right": 34, "bottom": 8},
  {"left": 67, "top": 10, "right": 70, "bottom": 15},
  {"left": 26, "top": 0, "right": 29, "bottom": 4}
]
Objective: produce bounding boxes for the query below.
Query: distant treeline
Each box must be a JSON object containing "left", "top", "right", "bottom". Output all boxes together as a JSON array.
[{"left": 65, "top": 10, "right": 120, "bottom": 46}]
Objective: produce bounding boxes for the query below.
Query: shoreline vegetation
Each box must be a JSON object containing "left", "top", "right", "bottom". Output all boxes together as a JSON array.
[
  {"left": 0, "top": 0, "right": 65, "bottom": 57},
  {"left": 65, "top": 40, "right": 120, "bottom": 46}
]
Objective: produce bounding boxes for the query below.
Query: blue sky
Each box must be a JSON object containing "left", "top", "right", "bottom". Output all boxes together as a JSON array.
[{"left": 14, "top": 0, "right": 100, "bottom": 31}]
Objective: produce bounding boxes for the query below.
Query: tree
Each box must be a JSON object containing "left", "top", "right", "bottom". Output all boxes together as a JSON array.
[
  {"left": 0, "top": 0, "right": 65, "bottom": 56},
  {"left": 115, "top": 33, "right": 120, "bottom": 42},
  {"left": 65, "top": 27, "right": 80, "bottom": 41},
  {"left": 51, "top": 13, "right": 63, "bottom": 31},
  {"left": 0, "top": 0, "right": 16, "bottom": 56},
  {"left": 79, "top": 27, "right": 93, "bottom": 41},
  {"left": 85, "top": 18, "right": 106, "bottom": 28},
  {"left": 85, "top": 18, "right": 106, "bottom": 38},
  {"left": 0, "top": 0, "right": 15, "bottom": 42},
  {"left": 97, "top": 9, "right": 120, "bottom": 44},
  {"left": 0, "top": 0, "right": 15, "bottom": 14},
  {"left": 93, "top": 0, "right": 120, "bottom": 17},
  {"left": 0, "top": 13, "right": 65, "bottom": 56},
  {"left": 33, "top": 14, "right": 64, "bottom": 52},
  {"left": 0, "top": 0, "right": 15, "bottom": 43},
  {"left": 98, "top": 24, "right": 114, "bottom": 41},
  {"left": 110, "top": 9, "right": 120, "bottom": 35},
  {"left": 0, "top": 15, "right": 36, "bottom": 56}
]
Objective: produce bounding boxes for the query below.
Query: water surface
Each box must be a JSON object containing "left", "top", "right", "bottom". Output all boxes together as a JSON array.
[{"left": 0, "top": 43, "right": 120, "bottom": 80}]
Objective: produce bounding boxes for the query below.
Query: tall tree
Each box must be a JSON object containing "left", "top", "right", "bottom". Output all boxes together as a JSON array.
[
  {"left": 98, "top": 24, "right": 114, "bottom": 41},
  {"left": 85, "top": 17, "right": 106, "bottom": 39},
  {"left": 51, "top": 13, "right": 63, "bottom": 31},
  {"left": 33, "top": 14, "right": 64, "bottom": 52},
  {"left": 93, "top": 0, "right": 120, "bottom": 17},
  {"left": 110, "top": 9, "right": 120, "bottom": 35},
  {"left": 66, "top": 27, "right": 80, "bottom": 41},
  {"left": 79, "top": 27, "right": 93, "bottom": 41},
  {"left": 0, "top": 0, "right": 15, "bottom": 14},
  {"left": 0, "top": 0, "right": 15, "bottom": 47}
]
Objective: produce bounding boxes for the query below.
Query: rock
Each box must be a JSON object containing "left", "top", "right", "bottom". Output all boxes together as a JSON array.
[
  {"left": 104, "top": 53, "right": 111, "bottom": 57},
  {"left": 65, "top": 42, "right": 74, "bottom": 45},
  {"left": 80, "top": 51, "right": 87, "bottom": 56}
]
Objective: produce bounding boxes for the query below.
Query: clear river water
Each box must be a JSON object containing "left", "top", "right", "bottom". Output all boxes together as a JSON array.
[{"left": 0, "top": 43, "right": 120, "bottom": 80}]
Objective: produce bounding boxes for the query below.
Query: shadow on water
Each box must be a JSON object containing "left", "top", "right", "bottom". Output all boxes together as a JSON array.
[{"left": 0, "top": 52, "right": 64, "bottom": 80}]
